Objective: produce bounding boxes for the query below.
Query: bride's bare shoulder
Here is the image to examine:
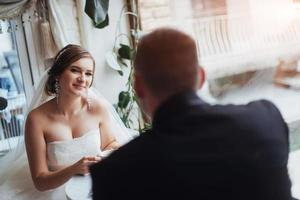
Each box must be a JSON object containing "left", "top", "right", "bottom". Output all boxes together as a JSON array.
[
  {"left": 27, "top": 99, "right": 55, "bottom": 121},
  {"left": 90, "top": 96, "right": 111, "bottom": 115}
]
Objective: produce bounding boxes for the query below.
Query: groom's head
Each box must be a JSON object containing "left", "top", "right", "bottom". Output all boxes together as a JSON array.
[{"left": 133, "top": 28, "right": 205, "bottom": 117}]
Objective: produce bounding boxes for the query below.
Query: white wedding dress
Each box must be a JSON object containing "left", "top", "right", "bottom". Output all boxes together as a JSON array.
[
  {"left": 0, "top": 128, "right": 102, "bottom": 200},
  {"left": 0, "top": 68, "right": 136, "bottom": 199}
]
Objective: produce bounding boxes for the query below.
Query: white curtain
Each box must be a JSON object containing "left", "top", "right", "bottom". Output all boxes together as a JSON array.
[
  {"left": 0, "top": 0, "right": 35, "bottom": 19},
  {"left": 75, "top": 0, "right": 93, "bottom": 50},
  {"left": 47, "top": 0, "right": 81, "bottom": 49}
]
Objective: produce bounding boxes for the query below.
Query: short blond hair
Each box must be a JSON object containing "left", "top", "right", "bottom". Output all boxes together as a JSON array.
[{"left": 134, "top": 28, "right": 199, "bottom": 97}]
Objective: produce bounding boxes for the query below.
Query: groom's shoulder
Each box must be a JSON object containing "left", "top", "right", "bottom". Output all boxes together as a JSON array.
[{"left": 114, "top": 131, "right": 154, "bottom": 157}]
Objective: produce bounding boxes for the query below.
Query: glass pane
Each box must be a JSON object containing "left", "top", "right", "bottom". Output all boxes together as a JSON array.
[
  {"left": 0, "top": 20, "right": 27, "bottom": 156},
  {"left": 139, "top": 0, "right": 300, "bottom": 152}
]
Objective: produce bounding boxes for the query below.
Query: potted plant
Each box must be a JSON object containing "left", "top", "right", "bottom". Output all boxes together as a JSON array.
[{"left": 85, "top": 0, "right": 150, "bottom": 132}]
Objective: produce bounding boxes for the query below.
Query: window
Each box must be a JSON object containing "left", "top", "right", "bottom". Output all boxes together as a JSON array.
[
  {"left": 138, "top": 0, "right": 300, "bottom": 151},
  {"left": 191, "top": 0, "right": 227, "bottom": 17},
  {"left": 0, "top": 18, "right": 32, "bottom": 155},
  {"left": 139, "top": 0, "right": 227, "bottom": 32}
]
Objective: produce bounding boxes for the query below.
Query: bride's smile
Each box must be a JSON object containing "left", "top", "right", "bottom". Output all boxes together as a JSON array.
[
  {"left": 0, "top": 43, "right": 134, "bottom": 200},
  {"left": 3, "top": 44, "right": 129, "bottom": 196},
  {"left": 59, "top": 57, "right": 94, "bottom": 96}
]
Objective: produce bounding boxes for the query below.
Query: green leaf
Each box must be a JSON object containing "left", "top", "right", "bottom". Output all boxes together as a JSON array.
[
  {"left": 117, "top": 70, "right": 124, "bottom": 76},
  {"left": 118, "top": 44, "right": 135, "bottom": 60},
  {"left": 94, "top": 15, "right": 109, "bottom": 28},
  {"left": 118, "top": 91, "right": 131, "bottom": 109},
  {"left": 133, "top": 95, "right": 139, "bottom": 102},
  {"left": 140, "top": 123, "right": 152, "bottom": 134},
  {"left": 85, "top": 0, "right": 109, "bottom": 29},
  {"left": 113, "top": 104, "right": 118, "bottom": 110}
]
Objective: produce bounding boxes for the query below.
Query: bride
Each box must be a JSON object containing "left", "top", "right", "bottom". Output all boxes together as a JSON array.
[{"left": 0, "top": 44, "right": 134, "bottom": 199}]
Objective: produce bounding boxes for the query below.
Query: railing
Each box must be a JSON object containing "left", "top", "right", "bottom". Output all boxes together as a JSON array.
[
  {"left": 191, "top": 15, "right": 300, "bottom": 79},
  {"left": 188, "top": 15, "right": 300, "bottom": 151},
  {"left": 0, "top": 94, "right": 26, "bottom": 155}
]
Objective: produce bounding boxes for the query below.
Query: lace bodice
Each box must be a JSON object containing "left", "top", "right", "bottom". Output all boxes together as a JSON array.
[{"left": 47, "top": 129, "right": 101, "bottom": 171}]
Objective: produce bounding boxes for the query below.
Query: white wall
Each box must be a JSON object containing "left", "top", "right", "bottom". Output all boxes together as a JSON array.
[
  {"left": 79, "top": 0, "right": 131, "bottom": 104},
  {"left": 23, "top": 0, "right": 130, "bottom": 105}
]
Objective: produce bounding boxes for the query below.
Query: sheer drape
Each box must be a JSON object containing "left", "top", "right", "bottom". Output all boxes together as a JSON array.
[
  {"left": 47, "top": 0, "right": 81, "bottom": 49},
  {"left": 0, "top": 68, "right": 136, "bottom": 186},
  {"left": 75, "top": 0, "right": 93, "bottom": 49},
  {"left": 0, "top": 0, "right": 35, "bottom": 19}
]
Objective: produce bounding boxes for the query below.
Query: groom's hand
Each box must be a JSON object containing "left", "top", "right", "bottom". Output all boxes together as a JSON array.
[{"left": 73, "top": 156, "right": 101, "bottom": 175}]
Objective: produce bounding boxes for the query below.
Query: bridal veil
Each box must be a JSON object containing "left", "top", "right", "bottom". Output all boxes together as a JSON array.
[{"left": 0, "top": 67, "right": 137, "bottom": 186}]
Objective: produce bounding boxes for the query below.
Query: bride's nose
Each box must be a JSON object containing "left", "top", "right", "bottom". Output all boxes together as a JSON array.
[{"left": 77, "top": 74, "right": 86, "bottom": 82}]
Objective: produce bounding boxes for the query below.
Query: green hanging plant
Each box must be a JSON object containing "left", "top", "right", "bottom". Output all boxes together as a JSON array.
[
  {"left": 84, "top": 0, "right": 110, "bottom": 28},
  {"left": 111, "top": 21, "right": 151, "bottom": 132},
  {"left": 118, "top": 44, "right": 135, "bottom": 60},
  {"left": 86, "top": 0, "right": 151, "bottom": 133}
]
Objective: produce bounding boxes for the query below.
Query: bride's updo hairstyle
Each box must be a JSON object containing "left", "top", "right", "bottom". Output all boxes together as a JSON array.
[{"left": 45, "top": 44, "right": 95, "bottom": 95}]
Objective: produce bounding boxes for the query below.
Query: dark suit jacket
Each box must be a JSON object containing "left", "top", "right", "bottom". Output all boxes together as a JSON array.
[{"left": 90, "top": 91, "right": 292, "bottom": 200}]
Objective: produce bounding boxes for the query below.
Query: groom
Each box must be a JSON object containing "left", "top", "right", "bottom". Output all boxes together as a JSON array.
[{"left": 90, "top": 28, "right": 292, "bottom": 200}]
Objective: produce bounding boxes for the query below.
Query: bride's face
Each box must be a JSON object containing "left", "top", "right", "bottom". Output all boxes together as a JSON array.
[{"left": 59, "top": 58, "right": 94, "bottom": 96}]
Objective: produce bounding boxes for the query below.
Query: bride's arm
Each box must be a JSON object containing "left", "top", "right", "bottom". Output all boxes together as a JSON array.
[
  {"left": 94, "top": 99, "right": 120, "bottom": 151},
  {"left": 100, "top": 108, "right": 120, "bottom": 150},
  {"left": 25, "top": 112, "right": 99, "bottom": 191}
]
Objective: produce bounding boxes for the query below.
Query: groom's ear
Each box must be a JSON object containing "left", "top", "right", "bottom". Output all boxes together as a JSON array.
[{"left": 197, "top": 67, "right": 206, "bottom": 89}]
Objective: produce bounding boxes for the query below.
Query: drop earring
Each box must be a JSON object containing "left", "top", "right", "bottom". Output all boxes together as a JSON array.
[
  {"left": 54, "top": 78, "right": 60, "bottom": 104},
  {"left": 86, "top": 89, "right": 92, "bottom": 110}
]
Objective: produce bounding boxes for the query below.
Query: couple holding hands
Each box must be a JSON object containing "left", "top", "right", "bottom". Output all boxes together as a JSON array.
[{"left": 0, "top": 28, "right": 293, "bottom": 200}]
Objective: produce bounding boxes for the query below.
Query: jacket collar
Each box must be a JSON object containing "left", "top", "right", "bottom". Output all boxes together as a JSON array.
[{"left": 152, "top": 90, "right": 207, "bottom": 130}]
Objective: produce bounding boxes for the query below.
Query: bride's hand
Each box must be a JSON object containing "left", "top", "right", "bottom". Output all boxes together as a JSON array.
[{"left": 72, "top": 156, "right": 101, "bottom": 175}]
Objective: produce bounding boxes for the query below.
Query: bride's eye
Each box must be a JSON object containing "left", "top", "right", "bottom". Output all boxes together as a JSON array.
[
  {"left": 70, "top": 68, "right": 80, "bottom": 73},
  {"left": 85, "top": 72, "right": 93, "bottom": 76}
]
